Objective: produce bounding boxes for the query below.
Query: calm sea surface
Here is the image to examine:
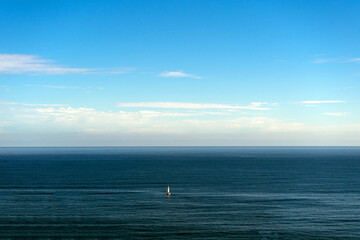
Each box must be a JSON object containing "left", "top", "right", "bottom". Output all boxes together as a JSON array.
[{"left": 0, "top": 147, "right": 359, "bottom": 239}]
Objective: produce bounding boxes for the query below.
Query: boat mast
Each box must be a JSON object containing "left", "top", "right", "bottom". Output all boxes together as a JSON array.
[{"left": 167, "top": 186, "right": 171, "bottom": 196}]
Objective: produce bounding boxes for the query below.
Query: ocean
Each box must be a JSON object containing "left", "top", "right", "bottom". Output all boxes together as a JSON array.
[{"left": 0, "top": 147, "right": 359, "bottom": 239}]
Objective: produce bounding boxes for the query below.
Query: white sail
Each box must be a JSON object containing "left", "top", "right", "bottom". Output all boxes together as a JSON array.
[{"left": 167, "top": 186, "right": 171, "bottom": 196}]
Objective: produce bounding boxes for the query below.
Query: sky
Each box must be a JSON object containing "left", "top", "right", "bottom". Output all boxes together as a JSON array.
[{"left": 0, "top": 0, "right": 359, "bottom": 146}]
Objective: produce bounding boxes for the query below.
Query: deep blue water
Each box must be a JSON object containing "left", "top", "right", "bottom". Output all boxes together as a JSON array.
[{"left": 0, "top": 147, "right": 360, "bottom": 239}]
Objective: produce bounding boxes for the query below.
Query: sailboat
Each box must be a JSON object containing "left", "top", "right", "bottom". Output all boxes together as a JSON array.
[{"left": 167, "top": 186, "right": 171, "bottom": 196}]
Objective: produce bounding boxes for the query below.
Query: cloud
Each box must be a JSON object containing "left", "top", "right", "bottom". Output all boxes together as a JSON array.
[
  {"left": 2, "top": 104, "right": 360, "bottom": 146},
  {"left": 0, "top": 54, "right": 91, "bottom": 74},
  {"left": 0, "top": 54, "right": 134, "bottom": 75},
  {"left": 322, "top": 112, "right": 350, "bottom": 117},
  {"left": 295, "top": 100, "right": 345, "bottom": 104},
  {"left": 159, "top": 71, "right": 201, "bottom": 78},
  {"left": 26, "top": 84, "right": 106, "bottom": 90},
  {"left": 0, "top": 100, "right": 67, "bottom": 107},
  {"left": 42, "top": 85, "right": 78, "bottom": 89},
  {"left": 333, "top": 86, "right": 357, "bottom": 90},
  {"left": 181, "top": 117, "right": 304, "bottom": 132},
  {"left": 312, "top": 57, "right": 360, "bottom": 64},
  {"left": 116, "top": 102, "right": 271, "bottom": 110},
  {"left": 348, "top": 58, "right": 360, "bottom": 62},
  {"left": 104, "top": 67, "right": 135, "bottom": 74},
  {"left": 311, "top": 58, "right": 339, "bottom": 64},
  {"left": 2, "top": 105, "right": 300, "bottom": 135}
]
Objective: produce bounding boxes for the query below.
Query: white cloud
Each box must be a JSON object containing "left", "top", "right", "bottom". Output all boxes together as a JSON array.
[
  {"left": 333, "top": 86, "right": 357, "bottom": 90},
  {"left": 0, "top": 100, "right": 67, "bottom": 107},
  {"left": 322, "top": 112, "right": 350, "bottom": 117},
  {"left": 138, "top": 110, "right": 199, "bottom": 117},
  {"left": 0, "top": 54, "right": 133, "bottom": 75},
  {"left": 159, "top": 71, "right": 201, "bottom": 78},
  {"left": 116, "top": 102, "right": 270, "bottom": 110},
  {"left": 295, "top": 100, "right": 345, "bottom": 104},
  {"left": 4, "top": 106, "right": 301, "bottom": 134},
  {"left": 311, "top": 58, "right": 339, "bottom": 64},
  {"left": 0, "top": 54, "right": 91, "bottom": 74},
  {"left": 348, "top": 58, "right": 360, "bottom": 62},
  {"left": 312, "top": 57, "right": 360, "bottom": 64},
  {"left": 181, "top": 117, "right": 304, "bottom": 132},
  {"left": 2, "top": 104, "right": 360, "bottom": 146},
  {"left": 42, "top": 85, "right": 78, "bottom": 89},
  {"left": 26, "top": 84, "right": 106, "bottom": 90},
  {"left": 103, "top": 67, "right": 135, "bottom": 74}
]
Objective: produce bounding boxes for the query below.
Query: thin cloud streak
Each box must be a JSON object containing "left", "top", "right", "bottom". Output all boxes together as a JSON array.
[
  {"left": 311, "top": 58, "right": 339, "bottom": 64},
  {"left": 296, "top": 100, "right": 345, "bottom": 104},
  {"left": 159, "top": 71, "right": 202, "bottom": 78},
  {"left": 0, "top": 54, "right": 90, "bottom": 74},
  {"left": 348, "top": 58, "right": 360, "bottom": 62},
  {"left": 43, "top": 85, "right": 78, "bottom": 89},
  {"left": 0, "top": 100, "right": 67, "bottom": 107},
  {"left": 312, "top": 56, "right": 360, "bottom": 64},
  {"left": 116, "top": 102, "right": 271, "bottom": 110},
  {"left": 0, "top": 54, "right": 133, "bottom": 75},
  {"left": 322, "top": 112, "right": 350, "bottom": 117}
]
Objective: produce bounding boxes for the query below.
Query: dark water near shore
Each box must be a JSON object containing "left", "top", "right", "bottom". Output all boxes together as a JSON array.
[{"left": 0, "top": 147, "right": 360, "bottom": 239}]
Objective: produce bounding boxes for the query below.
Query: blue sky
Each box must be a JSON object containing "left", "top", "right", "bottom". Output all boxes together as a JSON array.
[{"left": 0, "top": 0, "right": 359, "bottom": 146}]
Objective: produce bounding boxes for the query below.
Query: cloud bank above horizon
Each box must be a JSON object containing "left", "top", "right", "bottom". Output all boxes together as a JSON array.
[{"left": 0, "top": 99, "right": 358, "bottom": 146}]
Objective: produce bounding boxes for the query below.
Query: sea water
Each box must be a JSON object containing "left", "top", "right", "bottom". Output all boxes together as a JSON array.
[{"left": 0, "top": 147, "right": 359, "bottom": 239}]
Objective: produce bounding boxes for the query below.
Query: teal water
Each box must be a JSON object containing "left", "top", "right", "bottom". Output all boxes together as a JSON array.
[{"left": 0, "top": 147, "right": 359, "bottom": 239}]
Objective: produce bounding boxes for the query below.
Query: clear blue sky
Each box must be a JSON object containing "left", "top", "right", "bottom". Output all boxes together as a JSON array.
[{"left": 0, "top": 0, "right": 359, "bottom": 146}]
